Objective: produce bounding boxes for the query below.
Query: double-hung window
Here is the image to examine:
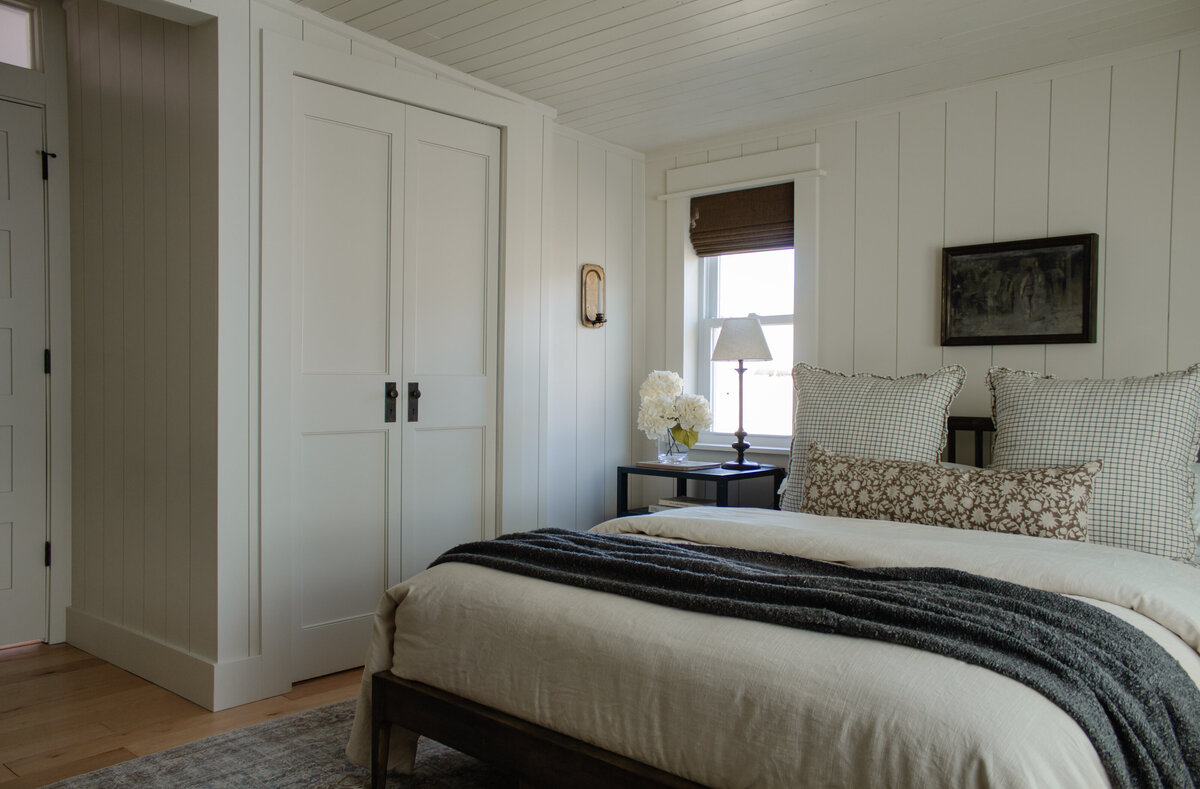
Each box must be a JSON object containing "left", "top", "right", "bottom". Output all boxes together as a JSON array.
[
  {"left": 697, "top": 250, "right": 794, "bottom": 445},
  {"left": 691, "top": 182, "right": 796, "bottom": 450}
]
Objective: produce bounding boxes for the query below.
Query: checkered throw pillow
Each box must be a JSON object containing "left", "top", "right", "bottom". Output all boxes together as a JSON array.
[
  {"left": 988, "top": 365, "right": 1200, "bottom": 560},
  {"left": 780, "top": 364, "right": 965, "bottom": 512}
]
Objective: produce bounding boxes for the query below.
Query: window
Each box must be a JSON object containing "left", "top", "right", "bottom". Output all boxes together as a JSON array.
[
  {"left": 698, "top": 249, "right": 795, "bottom": 439},
  {"left": 0, "top": 2, "right": 36, "bottom": 71},
  {"left": 689, "top": 181, "right": 796, "bottom": 445}
]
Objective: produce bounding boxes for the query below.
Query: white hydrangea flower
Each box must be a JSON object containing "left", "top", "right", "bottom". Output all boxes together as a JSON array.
[
  {"left": 674, "top": 392, "right": 712, "bottom": 432},
  {"left": 639, "top": 370, "right": 683, "bottom": 400},
  {"left": 637, "top": 393, "right": 676, "bottom": 439},
  {"left": 636, "top": 370, "right": 712, "bottom": 445}
]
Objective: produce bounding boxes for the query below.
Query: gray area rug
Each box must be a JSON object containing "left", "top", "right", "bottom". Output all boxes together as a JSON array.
[{"left": 47, "top": 699, "right": 510, "bottom": 788}]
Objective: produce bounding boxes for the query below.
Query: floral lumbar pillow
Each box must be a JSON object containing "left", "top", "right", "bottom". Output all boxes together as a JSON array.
[{"left": 800, "top": 443, "right": 1102, "bottom": 541}]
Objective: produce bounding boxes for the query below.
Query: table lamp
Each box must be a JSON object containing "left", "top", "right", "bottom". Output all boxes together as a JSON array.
[{"left": 711, "top": 315, "right": 773, "bottom": 469}]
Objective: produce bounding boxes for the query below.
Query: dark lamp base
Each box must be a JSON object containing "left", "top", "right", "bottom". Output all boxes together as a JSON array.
[{"left": 722, "top": 459, "right": 760, "bottom": 470}]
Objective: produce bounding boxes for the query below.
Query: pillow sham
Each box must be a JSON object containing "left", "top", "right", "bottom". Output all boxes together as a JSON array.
[
  {"left": 988, "top": 364, "right": 1200, "bottom": 560},
  {"left": 801, "top": 443, "right": 1101, "bottom": 541},
  {"left": 780, "top": 363, "right": 965, "bottom": 512}
]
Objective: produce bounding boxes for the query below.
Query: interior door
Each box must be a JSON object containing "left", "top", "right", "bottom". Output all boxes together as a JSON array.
[
  {"left": 288, "top": 80, "right": 500, "bottom": 681},
  {"left": 290, "top": 78, "right": 405, "bottom": 681},
  {"left": 0, "top": 99, "right": 48, "bottom": 646},
  {"left": 400, "top": 106, "right": 500, "bottom": 578}
]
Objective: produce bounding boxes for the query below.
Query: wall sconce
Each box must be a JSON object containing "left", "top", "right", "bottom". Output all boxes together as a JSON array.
[{"left": 581, "top": 264, "right": 606, "bottom": 327}]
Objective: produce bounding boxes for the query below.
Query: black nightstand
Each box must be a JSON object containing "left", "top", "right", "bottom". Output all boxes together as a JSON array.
[{"left": 616, "top": 464, "right": 787, "bottom": 516}]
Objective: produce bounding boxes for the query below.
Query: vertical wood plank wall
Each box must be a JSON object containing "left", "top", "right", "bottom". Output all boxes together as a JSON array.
[
  {"left": 542, "top": 126, "right": 639, "bottom": 531},
  {"left": 645, "top": 44, "right": 1200, "bottom": 424},
  {"left": 64, "top": 0, "right": 218, "bottom": 660}
]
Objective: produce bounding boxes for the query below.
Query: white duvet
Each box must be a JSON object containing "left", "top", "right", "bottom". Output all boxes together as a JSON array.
[{"left": 347, "top": 508, "right": 1200, "bottom": 789}]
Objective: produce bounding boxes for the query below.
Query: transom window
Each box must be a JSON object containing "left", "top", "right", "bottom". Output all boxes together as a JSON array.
[
  {"left": 0, "top": 2, "right": 37, "bottom": 71},
  {"left": 698, "top": 248, "right": 795, "bottom": 439}
]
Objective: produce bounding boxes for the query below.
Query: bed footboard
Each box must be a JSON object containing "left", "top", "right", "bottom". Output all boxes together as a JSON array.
[{"left": 371, "top": 671, "right": 705, "bottom": 789}]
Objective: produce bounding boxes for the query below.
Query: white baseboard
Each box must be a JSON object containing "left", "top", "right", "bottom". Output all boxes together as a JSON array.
[
  {"left": 212, "top": 653, "right": 292, "bottom": 711},
  {"left": 66, "top": 607, "right": 216, "bottom": 709},
  {"left": 66, "top": 607, "right": 295, "bottom": 711}
]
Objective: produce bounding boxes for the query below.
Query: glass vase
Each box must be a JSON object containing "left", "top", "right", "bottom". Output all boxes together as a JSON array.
[{"left": 657, "top": 432, "right": 689, "bottom": 464}]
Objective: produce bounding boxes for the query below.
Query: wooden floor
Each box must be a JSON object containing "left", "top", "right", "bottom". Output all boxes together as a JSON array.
[{"left": 0, "top": 642, "right": 361, "bottom": 788}]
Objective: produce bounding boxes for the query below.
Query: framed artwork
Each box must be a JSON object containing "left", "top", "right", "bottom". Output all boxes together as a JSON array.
[{"left": 941, "top": 233, "right": 1098, "bottom": 346}]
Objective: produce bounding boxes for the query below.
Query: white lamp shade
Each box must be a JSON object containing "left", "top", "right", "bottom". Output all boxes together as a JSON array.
[{"left": 711, "top": 316, "right": 772, "bottom": 362}]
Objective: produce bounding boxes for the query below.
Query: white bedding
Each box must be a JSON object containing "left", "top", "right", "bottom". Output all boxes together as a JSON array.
[{"left": 347, "top": 508, "right": 1200, "bottom": 789}]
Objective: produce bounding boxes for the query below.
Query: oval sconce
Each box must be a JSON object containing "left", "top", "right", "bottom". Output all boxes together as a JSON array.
[{"left": 581, "top": 264, "right": 607, "bottom": 327}]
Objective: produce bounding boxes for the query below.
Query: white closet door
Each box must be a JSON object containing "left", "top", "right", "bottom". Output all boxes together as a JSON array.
[
  {"left": 288, "top": 80, "right": 500, "bottom": 681},
  {"left": 400, "top": 106, "right": 500, "bottom": 579},
  {"left": 290, "top": 78, "right": 405, "bottom": 681},
  {"left": 0, "top": 99, "right": 47, "bottom": 647}
]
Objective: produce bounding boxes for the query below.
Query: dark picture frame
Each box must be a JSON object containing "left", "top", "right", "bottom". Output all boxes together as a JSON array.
[{"left": 941, "top": 233, "right": 1098, "bottom": 346}]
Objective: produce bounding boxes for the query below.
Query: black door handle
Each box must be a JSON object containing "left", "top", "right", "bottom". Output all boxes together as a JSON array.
[
  {"left": 407, "top": 382, "right": 421, "bottom": 422},
  {"left": 384, "top": 382, "right": 398, "bottom": 423}
]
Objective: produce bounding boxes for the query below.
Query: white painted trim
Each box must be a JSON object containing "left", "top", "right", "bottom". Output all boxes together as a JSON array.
[
  {"left": 265, "top": 30, "right": 543, "bottom": 131},
  {"left": 665, "top": 144, "right": 818, "bottom": 195},
  {"left": 0, "top": 62, "right": 44, "bottom": 99},
  {"left": 42, "top": 0, "right": 71, "bottom": 646},
  {"left": 66, "top": 606, "right": 216, "bottom": 708},
  {"left": 199, "top": 0, "right": 254, "bottom": 669},
  {"left": 693, "top": 442, "right": 788, "bottom": 455},
  {"left": 658, "top": 170, "right": 824, "bottom": 202},
  {"left": 794, "top": 177, "right": 819, "bottom": 366},
  {"left": 253, "top": 0, "right": 556, "bottom": 119},
  {"left": 261, "top": 33, "right": 546, "bottom": 684}
]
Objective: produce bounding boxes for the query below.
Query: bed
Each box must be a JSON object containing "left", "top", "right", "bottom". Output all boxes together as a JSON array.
[{"left": 345, "top": 365, "right": 1200, "bottom": 789}]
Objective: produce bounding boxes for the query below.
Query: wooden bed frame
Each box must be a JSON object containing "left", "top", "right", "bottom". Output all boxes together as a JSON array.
[
  {"left": 371, "top": 672, "right": 706, "bottom": 789},
  {"left": 371, "top": 418, "right": 1000, "bottom": 789}
]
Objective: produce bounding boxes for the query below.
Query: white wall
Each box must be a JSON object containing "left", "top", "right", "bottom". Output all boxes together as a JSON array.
[
  {"left": 645, "top": 37, "right": 1200, "bottom": 428},
  {"left": 63, "top": 0, "right": 220, "bottom": 668},
  {"left": 540, "top": 123, "right": 643, "bottom": 531}
]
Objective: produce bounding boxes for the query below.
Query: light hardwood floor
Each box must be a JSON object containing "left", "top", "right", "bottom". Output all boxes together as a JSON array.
[{"left": 0, "top": 642, "right": 361, "bottom": 788}]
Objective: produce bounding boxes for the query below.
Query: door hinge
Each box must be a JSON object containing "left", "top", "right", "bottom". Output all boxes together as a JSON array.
[
  {"left": 45, "top": 541, "right": 51, "bottom": 567},
  {"left": 40, "top": 150, "right": 57, "bottom": 180},
  {"left": 44, "top": 349, "right": 51, "bottom": 374}
]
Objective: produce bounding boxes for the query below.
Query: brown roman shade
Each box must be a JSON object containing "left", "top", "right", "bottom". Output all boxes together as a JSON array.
[{"left": 689, "top": 182, "right": 794, "bottom": 256}]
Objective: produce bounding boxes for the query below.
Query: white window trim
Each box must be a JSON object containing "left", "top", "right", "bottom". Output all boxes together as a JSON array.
[{"left": 658, "top": 144, "right": 822, "bottom": 460}]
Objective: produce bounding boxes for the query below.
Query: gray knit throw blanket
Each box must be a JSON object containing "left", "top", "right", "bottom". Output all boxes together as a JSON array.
[{"left": 432, "top": 528, "right": 1200, "bottom": 789}]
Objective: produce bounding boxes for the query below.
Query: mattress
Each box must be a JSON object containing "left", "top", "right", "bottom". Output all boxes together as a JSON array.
[{"left": 347, "top": 507, "right": 1200, "bottom": 788}]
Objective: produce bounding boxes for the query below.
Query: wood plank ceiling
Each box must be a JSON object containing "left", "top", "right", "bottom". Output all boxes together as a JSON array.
[{"left": 294, "top": 0, "right": 1200, "bottom": 153}]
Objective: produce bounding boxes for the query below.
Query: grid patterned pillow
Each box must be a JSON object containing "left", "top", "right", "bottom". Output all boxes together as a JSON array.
[
  {"left": 801, "top": 443, "right": 1101, "bottom": 541},
  {"left": 780, "top": 363, "right": 965, "bottom": 512},
  {"left": 988, "top": 365, "right": 1200, "bottom": 560}
]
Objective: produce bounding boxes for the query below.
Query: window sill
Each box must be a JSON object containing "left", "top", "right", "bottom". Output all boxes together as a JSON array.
[{"left": 691, "top": 441, "right": 789, "bottom": 456}]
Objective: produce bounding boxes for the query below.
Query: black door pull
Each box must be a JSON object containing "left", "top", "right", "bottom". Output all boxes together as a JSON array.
[
  {"left": 384, "top": 382, "right": 398, "bottom": 423},
  {"left": 407, "top": 382, "right": 421, "bottom": 422}
]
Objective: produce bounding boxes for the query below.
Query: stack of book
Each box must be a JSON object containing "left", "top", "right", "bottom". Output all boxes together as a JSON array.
[
  {"left": 634, "top": 459, "right": 721, "bottom": 470},
  {"left": 647, "top": 495, "right": 717, "bottom": 512}
]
